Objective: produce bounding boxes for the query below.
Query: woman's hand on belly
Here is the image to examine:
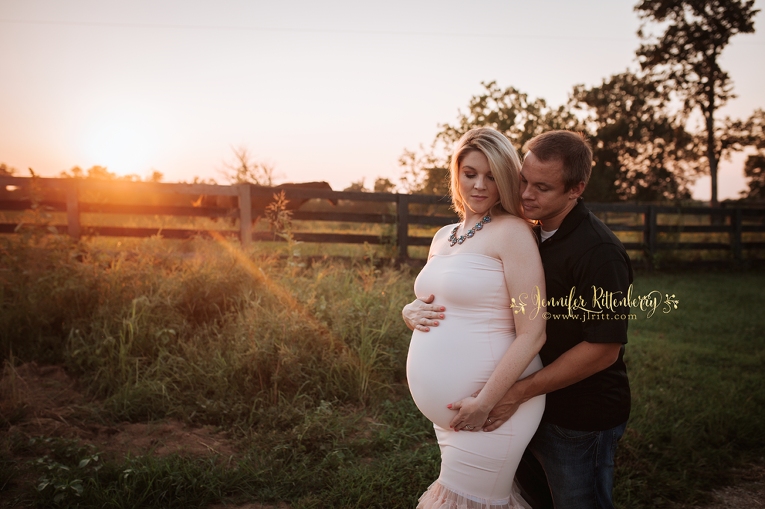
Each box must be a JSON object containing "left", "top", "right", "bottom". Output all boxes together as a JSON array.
[
  {"left": 447, "top": 396, "right": 490, "bottom": 432},
  {"left": 402, "top": 294, "right": 445, "bottom": 332}
]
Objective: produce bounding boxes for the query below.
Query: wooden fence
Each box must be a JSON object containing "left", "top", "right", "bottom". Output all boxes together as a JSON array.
[{"left": 1, "top": 176, "right": 764, "bottom": 266}]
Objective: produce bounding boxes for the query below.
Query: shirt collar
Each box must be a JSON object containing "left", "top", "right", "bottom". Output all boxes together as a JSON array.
[{"left": 543, "top": 198, "right": 589, "bottom": 243}]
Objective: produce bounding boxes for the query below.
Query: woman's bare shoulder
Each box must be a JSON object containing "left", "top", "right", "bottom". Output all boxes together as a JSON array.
[
  {"left": 427, "top": 223, "right": 459, "bottom": 258},
  {"left": 492, "top": 214, "right": 535, "bottom": 235},
  {"left": 490, "top": 215, "right": 538, "bottom": 253},
  {"left": 435, "top": 222, "right": 458, "bottom": 237}
]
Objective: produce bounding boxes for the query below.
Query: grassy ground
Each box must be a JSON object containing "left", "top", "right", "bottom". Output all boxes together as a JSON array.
[
  {"left": 0, "top": 231, "right": 763, "bottom": 508},
  {"left": 614, "top": 271, "right": 765, "bottom": 507}
]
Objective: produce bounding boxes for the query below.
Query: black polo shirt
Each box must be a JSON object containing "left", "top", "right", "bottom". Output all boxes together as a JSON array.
[{"left": 538, "top": 199, "right": 632, "bottom": 431}]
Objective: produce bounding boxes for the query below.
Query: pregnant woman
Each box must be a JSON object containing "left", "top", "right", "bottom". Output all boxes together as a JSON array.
[{"left": 404, "top": 127, "right": 547, "bottom": 509}]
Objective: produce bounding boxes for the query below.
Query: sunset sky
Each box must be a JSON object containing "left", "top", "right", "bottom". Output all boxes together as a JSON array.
[{"left": 1, "top": 0, "right": 763, "bottom": 201}]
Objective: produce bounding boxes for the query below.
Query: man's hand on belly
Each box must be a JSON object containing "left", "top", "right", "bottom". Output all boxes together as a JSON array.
[
  {"left": 471, "top": 386, "right": 523, "bottom": 432},
  {"left": 448, "top": 396, "right": 491, "bottom": 432}
]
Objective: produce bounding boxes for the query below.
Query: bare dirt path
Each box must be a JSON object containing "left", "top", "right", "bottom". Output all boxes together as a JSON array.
[
  {"left": 1, "top": 362, "right": 237, "bottom": 458},
  {"left": 0, "top": 362, "right": 243, "bottom": 507}
]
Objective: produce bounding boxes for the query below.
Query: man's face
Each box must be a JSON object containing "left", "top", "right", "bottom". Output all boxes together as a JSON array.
[{"left": 520, "top": 151, "right": 583, "bottom": 231}]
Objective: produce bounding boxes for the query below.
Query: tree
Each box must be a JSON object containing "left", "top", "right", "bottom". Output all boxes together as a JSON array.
[
  {"left": 742, "top": 109, "right": 765, "bottom": 199},
  {"left": 713, "top": 115, "right": 751, "bottom": 165},
  {"left": 219, "top": 145, "right": 280, "bottom": 186},
  {"left": 373, "top": 177, "right": 396, "bottom": 194},
  {"left": 146, "top": 170, "right": 164, "bottom": 183},
  {"left": 59, "top": 165, "right": 116, "bottom": 180},
  {"left": 398, "top": 144, "right": 449, "bottom": 196},
  {"left": 0, "top": 163, "right": 17, "bottom": 176},
  {"left": 56, "top": 165, "right": 164, "bottom": 184},
  {"left": 399, "top": 82, "right": 581, "bottom": 196},
  {"left": 635, "top": 0, "right": 759, "bottom": 206},
  {"left": 343, "top": 178, "right": 369, "bottom": 192},
  {"left": 744, "top": 153, "right": 765, "bottom": 199},
  {"left": 437, "top": 81, "right": 583, "bottom": 151},
  {"left": 572, "top": 71, "right": 701, "bottom": 202}
]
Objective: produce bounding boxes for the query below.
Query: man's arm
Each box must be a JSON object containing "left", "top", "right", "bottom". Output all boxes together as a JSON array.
[
  {"left": 481, "top": 341, "right": 621, "bottom": 431},
  {"left": 478, "top": 238, "right": 633, "bottom": 432}
]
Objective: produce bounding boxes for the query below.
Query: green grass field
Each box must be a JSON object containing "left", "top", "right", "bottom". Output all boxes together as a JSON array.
[{"left": 0, "top": 232, "right": 763, "bottom": 508}]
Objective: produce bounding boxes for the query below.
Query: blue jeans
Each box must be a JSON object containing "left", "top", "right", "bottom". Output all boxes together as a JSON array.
[{"left": 516, "top": 420, "right": 627, "bottom": 509}]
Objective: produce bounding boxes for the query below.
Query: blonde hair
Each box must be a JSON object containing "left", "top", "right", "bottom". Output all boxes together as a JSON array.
[{"left": 449, "top": 127, "right": 525, "bottom": 221}]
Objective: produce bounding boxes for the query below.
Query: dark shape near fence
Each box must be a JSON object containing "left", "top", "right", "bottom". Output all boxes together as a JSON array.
[{"left": 1, "top": 177, "right": 764, "bottom": 268}]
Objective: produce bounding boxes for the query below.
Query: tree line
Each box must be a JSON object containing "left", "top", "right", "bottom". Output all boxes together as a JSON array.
[{"left": 397, "top": 0, "right": 764, "bottom": 204}]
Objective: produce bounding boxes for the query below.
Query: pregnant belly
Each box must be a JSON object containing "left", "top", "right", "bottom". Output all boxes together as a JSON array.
[{"left": 406, "top": 326, "right": 508, "bottom": 429}]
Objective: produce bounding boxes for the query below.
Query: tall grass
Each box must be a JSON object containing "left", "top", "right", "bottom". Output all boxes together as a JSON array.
[
  {"left": 1, "top": 231, "right": 764, "bottom": 508},
  {"left": 0, "top": 231, "right": 416, "bottom": 424}
]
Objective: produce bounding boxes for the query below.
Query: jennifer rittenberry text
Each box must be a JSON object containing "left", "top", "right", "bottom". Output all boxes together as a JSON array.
[{"left": 510, "top": 285, "right": 679, "bottom": 319}]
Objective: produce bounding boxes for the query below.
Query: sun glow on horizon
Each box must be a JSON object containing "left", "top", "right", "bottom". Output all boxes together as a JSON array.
[{"left": 82, "top": 114, "right": 156, "bottom": 177}]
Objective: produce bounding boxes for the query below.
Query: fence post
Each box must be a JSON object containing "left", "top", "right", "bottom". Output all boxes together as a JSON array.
[
  {"left": 644, "top": 205, "right": 657, "bottom": 269},
  {"left": 733, "top": 208, "right": 743, "bottom": 263},
  {"left": 397, "top": 194, "right": 409, "bottom": 259},
  {"left": 238, "top": 183, "right": 252, "bottom": 248},
  {"left": 65, "top": 180, "right": 81, "bottom": 239}
]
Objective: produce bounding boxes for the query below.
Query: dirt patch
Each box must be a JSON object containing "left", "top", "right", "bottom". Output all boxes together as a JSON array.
[
  {"left": 0, "top": 362, "right": 287, "bottom": 508},
  {"left": 0, "top": 362, "right": 237, "bottom": 458},
  {"left": 693, "top": 463, "right": 765, "bottom": 509},
  {"left": 208, "top": 504, "right": 292, "bottom": 509}
]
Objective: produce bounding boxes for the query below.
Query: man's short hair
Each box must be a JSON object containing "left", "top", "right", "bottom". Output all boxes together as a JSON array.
[{"left": 523, "top": 131, "right": 592, "bottom": 191}]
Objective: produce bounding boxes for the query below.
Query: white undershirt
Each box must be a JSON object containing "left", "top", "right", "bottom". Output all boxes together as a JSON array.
[{"left": 540, "top": 228, "right": 558, "bottom": 242}]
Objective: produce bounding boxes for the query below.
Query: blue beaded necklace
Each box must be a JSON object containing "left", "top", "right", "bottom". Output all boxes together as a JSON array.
[{"left": 449, "top": 215, "right": 491, "bottom": 247}]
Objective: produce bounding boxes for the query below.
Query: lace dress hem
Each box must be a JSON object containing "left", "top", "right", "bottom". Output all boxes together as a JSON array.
[{"left": 416, "top": 480, "right": 532, "bottom": 509}]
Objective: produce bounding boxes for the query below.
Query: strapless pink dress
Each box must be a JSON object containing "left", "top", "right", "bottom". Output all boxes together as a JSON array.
[{"left": 407, "top": 253, "right": 545, "bottom": 509}]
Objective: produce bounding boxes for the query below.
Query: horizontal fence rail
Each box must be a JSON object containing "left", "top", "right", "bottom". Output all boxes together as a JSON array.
[{"left": 2, "top": 176, "right": 764, "bottom": 266}]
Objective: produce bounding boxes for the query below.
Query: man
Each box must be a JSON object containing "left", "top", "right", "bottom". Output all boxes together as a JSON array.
[{"left": 403, "top": 131, "right": 632, "bottom": 509}]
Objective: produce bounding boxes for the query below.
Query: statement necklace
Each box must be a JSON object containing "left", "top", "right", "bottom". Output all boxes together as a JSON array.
[{"left": 449, "top": 215, "right": 491, "bottom": 247}]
